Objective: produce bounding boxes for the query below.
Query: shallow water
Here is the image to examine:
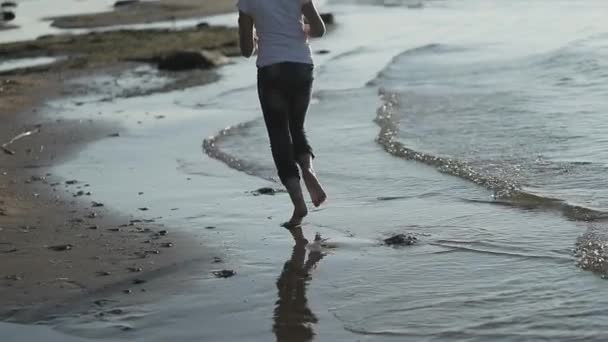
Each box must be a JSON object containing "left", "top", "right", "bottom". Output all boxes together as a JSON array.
[
  {"left": 0, "top": 0, "right": 116, "bottom": 43},
  {"left": 0, "top": 56, "right": 61, "bottom": 72},
  {"left": 6, "top": 0, "right": 608, "bottom": 341}
]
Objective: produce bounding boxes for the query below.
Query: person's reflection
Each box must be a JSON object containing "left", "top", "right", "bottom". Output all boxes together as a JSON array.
[{"left": 273, "top": 227, "right": 325, "bottom": 342}]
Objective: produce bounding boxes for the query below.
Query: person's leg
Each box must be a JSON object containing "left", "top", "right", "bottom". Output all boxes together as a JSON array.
[
  {"left": 258, "top": 64, "right": 308, "bottom": 226},
  {"left": 287, "top": 63, "right": 327, "bottom": 207}
]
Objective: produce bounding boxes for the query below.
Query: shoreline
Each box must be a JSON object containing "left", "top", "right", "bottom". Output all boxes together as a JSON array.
[
  {"left": 0, "top": 65, "right": 214, "bottom": 323},
  {"left": 0, "top": 14, "right": 238, "bottom": 320}
]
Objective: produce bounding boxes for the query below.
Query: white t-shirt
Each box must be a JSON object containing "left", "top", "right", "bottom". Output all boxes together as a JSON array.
[{"left": 237, "top": 0, "right": 314, "bottom": 67}]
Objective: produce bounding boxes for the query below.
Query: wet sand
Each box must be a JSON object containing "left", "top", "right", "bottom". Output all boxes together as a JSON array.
[
  {"left": 0, "top": 68, "right": 211, "bottom": 322},
  {"left": 0, "top": 12, "right": 238, "bottom": 320},
  {"left": 51, "top": 0, "right": 237, "bottom": 29}
]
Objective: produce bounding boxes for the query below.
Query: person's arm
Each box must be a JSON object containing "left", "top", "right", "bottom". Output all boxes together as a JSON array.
[
  {"left": 238, "top": 10, "right": 256, "bottom": 58},
  {"left": 302, "top": 1, "right": 326, "bottom": 38}
]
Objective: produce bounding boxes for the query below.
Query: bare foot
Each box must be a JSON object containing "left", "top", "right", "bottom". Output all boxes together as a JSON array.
[
  {"left": 282, "top": 206, "right": 308, "bottom": 228},
  {"left": 301, "top": 168, "right": 327, "bottom": 207},
  {"left": 282, "top": 177, "right": 309, "bottom": 228}
]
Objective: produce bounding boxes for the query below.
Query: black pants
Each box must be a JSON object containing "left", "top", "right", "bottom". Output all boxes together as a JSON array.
[{"left": 257, "top": 62, "right": 314, "bottom": 184}]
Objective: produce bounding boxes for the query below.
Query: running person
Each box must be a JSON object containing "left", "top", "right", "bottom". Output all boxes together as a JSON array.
[{"left": 237, "top": 0, "right": 327, "bottom": 228}]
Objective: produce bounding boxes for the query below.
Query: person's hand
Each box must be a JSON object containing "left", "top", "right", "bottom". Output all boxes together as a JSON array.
[
  {"left": 253, "top": 31, "right": 259, "bottom": 55},
  {"left": 303, "top": 23, "right": 311, "bottom": 39}
]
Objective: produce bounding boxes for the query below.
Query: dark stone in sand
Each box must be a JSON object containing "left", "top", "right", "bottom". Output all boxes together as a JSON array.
[
  {"left": 128, "top": 267, "right": 143, "bottom": 273},
  {"left": 48, "top": 244, "right": 73, "bottom": 251},
  {"left": 87, "top": 212, "right": 98, "bottom": 219},
  {"left": 92, "top": 201, "right": 104, "bottom": 207},
  {"left": 108, "top": 228, "right": 120, "bottom": 232},
  {"left": 384, "top": 234, "right": 418, "bottom": 246},
  {"left": 93, "top": 299, "right": 112, "bottom": 306},
  {"left": 113, "top": 0, "right": 139, "bottom": 7},
  {"left": 213, "top": 257, "right": 222, "bottom": 264},
  {"left": 320, "top": 13, "right": 335, "bottom": 25},
  {"left": 158, "top": 230, "right": 168, "bottom": 236},
  {"left": 65, "top": 180, "right": 78, "bottom": 185},
  {"left": 138, "top": 207, "right": 149, "bottom": 211},
  {"left": 89, "top": 225, "right": 99, "bottom": 230},
  {"left": 2, "top": 11, "right": 15, "bottom": 22},
  {"left": 316, "top": 49, "right": 331, "bottom": 55},
  {"left": 213, "top": 269, "right": 236, "bottom": 278},
  {"left": 252, "top": 187, "right": 282, "bottom": 196},
  {"left": 205, "top": 226, "right": 216, "bottom": 230},
  {"left": 97, "top": 271, "right": 111, "bottom": 276},
  {"left": 157, "top": 50, "right": 229, "bottom": 71},
  {"left": 123, "top": 289, "right": 132, "bottom": 294},
  {"left": 108, "top": 133, "right": 120, "bottom": 137},
  {"left": 133, "top": 279, "right": 146, "bottom": 285},
  {"left": 2, "top": 248, "right": 18, "bottom": 253},
  {"left": 75, "top": 190, "right": 85, "bottom": 197},
  {"left": 139, "top": 192, "right": 144, "bottom": 195},
  {"left": 196, "top": 22, "right": 210, "bottom": 29},
  {"left": 29, "top": 175, "right": 45, "bottom": 182},
  {"left": 107, "top": 309, "right": 124, "bottom": 315}
]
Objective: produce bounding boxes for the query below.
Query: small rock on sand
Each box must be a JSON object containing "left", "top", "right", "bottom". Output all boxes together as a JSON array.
[
  {"left": 48, "top": 244, "right": 73, "bottom": 251},
  {"left": 383, "top": 234, "right": 418, "bottom": 246},
  {"left": 212, "top": 270, "right": 236, "bottom": 278},
  {"left": 157, "top": 50, "right": 229, "bottom": 71},
  {"left": 252, "top": 187, "right": 283, "bottom": 196},
  {"left": 114, "top": 0, "right": 139, "bottom": 7}
]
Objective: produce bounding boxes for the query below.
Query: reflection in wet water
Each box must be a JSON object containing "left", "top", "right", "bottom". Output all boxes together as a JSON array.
[{"left": 273, "top": 228, "right": 325, "bottom": 342}]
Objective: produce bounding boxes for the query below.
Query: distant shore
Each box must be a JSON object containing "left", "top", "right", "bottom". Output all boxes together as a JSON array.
[{"left": 50, "top": 0, "right": 237, "bottom": 29}]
